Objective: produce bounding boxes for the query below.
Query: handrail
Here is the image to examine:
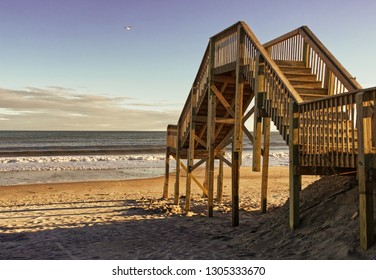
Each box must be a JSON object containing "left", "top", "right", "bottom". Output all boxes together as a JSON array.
[
  {"left": 299, "top": 26, "right": 362, "bottom": 90},
  {"left": 264, "top": 26, "right": 362, "bottom": 95},
  {"left": 177, "top": 44, "right": 210, "bottom": 146},
  {"left": 240, "top": 21, "right": 303, "bottom": 104}
]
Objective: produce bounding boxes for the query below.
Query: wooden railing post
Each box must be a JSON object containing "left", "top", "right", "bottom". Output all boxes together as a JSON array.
[
  {"left": 356, "top": 91, "right": 375, "bottom": 250},
  {"left": 289, "top": 100, "right": 301, "bottom": 229},
  {"left": 302, "top": 41, "right": 309, "bottom": 67}
]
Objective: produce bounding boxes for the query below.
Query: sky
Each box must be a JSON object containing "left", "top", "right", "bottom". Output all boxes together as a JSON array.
[{"left": 0, "top": 0, "right": 375, "bottom": 131}]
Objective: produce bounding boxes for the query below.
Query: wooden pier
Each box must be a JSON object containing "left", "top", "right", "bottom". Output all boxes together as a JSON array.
[{"left": 163, "top": 21, "right": 375, "bottom": 250}]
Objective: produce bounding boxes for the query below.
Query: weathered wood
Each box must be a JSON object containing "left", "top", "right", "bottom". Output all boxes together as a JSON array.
[
  {"left": 180, "top": 161, "right": 208, "bottom": 196},
  {"left": 356, "top": 92, "right": 375, "bottom": 250},
  {"left": 185, "top": 90, "right": 197, "bottom": 211},
  {"left": 252, "top": 55, "right": 264, "bottom": 172},
  {"left": 207, "top": 38, "right": 216, "bottom": 217},
  {"left": 215, "top": 118, "right": 235, "bottom": 124},
  {"left": 232, "top": 25, "right": 244, "bottom": 227},
  {"left": 163, "top": 150, "right": 170, "bottom": 199},
  {"left": 194, "top": 134, "right": 206, "bottom": 148},
  {"left": 174, "top": 125, "right": 181, "bottom": 205},
  {"left": 211, "top": 84, "right": 235, "bottom": 117},
  {"left": 232, "top": 150, "right": 240, "bottom": 227},
  {"left": 289, "top": 101, "right": 301, "bottom": 229},
  {"left": 261, "top": 117, "right": 271, "bottom": 213},
  {"left": 217, "top": 151, "right": 224, "bottom": 202}
]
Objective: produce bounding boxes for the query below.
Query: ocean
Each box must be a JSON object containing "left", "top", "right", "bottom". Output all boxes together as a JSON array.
[{"left": 0, "top": 131, "right": 289, "bottom": 182}]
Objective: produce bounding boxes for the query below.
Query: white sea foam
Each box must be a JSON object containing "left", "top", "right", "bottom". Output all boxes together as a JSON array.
[{"left": 0, "top": 151, "right": 289, "bottom": 173}]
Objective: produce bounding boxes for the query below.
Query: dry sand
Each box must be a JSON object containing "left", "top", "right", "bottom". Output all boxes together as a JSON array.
[{"left": 0, "top": 166, "right": 375, "bottom": 259}]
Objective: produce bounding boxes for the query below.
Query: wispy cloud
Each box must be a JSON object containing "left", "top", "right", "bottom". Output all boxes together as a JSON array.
[{"left": 0, "top": 87, "right": 180, "bottom": 131}]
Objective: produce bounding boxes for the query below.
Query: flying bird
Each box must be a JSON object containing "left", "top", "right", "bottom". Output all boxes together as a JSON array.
[{"left": 124, "top": 25, "right": 133, "bottom": 30}]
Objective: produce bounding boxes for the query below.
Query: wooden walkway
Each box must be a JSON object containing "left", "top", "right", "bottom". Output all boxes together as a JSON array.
[{"left": 163, "top": 22, "right": 375, "bottom": 250}]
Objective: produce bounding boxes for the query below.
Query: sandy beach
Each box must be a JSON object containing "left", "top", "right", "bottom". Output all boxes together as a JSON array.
[{"left": 0, "top": 166, "right": 375, "bottom": 260}]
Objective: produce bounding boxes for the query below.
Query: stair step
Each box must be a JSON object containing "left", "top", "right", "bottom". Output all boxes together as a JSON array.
[
  {"left": 290, "top": 80, "right": 323, "bottom": 88},
  {"left": 284, "top": 73, "right": 317, "bottom": 81},
  {"left": 274, "top": 60, "right": 306, "bottom": 67},
  {"left": 278, "top": 66, "right": 312, "bottom": 75},
  {"left": 296, "top": 88, "right": 328, "bottom": 95}
]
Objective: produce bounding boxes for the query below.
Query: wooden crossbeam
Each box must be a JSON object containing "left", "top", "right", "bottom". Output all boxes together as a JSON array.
[
  {"left": 211, "top": 84, "right": 235, "bottom": 117},
  {"left": 217, "top": 153, "right": 232, "bottom": 167},
  {"left": 214, "top": 128, "right": 234, "bottom": 155},
  {"left": 192, "top": 158, "right": 207, "bottom": 171},
  {"left": 180, "top": 161, "right": 208, "bottom": 196},
  {"left": 215, "top": 118, "right": 235, "bottom": 124},
  {"left": 194, "top": 134, "right": 206, "bottom": 148},
  {"left": 243, "top": 106, "right": 255, "bottom": 122}
]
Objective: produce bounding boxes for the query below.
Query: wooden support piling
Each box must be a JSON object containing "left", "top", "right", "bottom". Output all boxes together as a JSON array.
[
  {"left": 174, "top": 125, "right": 181, "bottom": 205},
  {"left": 261, "top": 116, "right": 271, "bottom": 213},
  {"left": 163, "top": 150, "right": 170, "bottom": 199},
  {"left": 289, "top": 100, "right": 301, "bottom": 229},
  {"left": 207, "top": 38, "right": 216, "bottom": 217},
  {"left": 232, "top": 25, "right": 244, "bottom": 227},
  {"left": 185, "top": 90, "right": 197, "bottom": 211},
  {"left": 253, "top": 55, "right": 265, "bottom": 172},
  {"left": 356, "top": 92, "right": 375, "bottom": 250},
  {"left": 217, "top": 151, "right": 224, "bottom": 202}
]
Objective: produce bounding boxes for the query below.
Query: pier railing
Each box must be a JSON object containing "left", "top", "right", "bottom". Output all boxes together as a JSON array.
[{"left": 298, "top": 91, "right": 358, "bottom": 169}]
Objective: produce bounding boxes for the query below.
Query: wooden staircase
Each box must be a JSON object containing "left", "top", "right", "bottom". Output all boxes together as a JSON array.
[
  {"left": 275, "top": 60, "right": 328, "bottom": 101},
  {"left": 164, "top": 21, "right": 375, "bottom": 250}
]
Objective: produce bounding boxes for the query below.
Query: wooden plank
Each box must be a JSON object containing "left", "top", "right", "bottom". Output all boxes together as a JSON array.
[
  {"left": 217, "top": 153, "right": 232, "bottom": 168},
  {"left": 289, "top": 101, "right": 301, "bottom": 229},
  {"left": 207, "top": 38, "right": 216, "bottom": 217},
  {"left": 214, "top": 128, "right": 234, "bottom": 155},
  {"left": 194, "top": 134, "right": 207, "bottom": 148},
  {"left": 232, "top": 25, "right": 244, "bottom": 227},
  {"left": 163, "top": 149, "right": 170, "bottom": 199},
  {"left": 191, "top": 158, "right": 207, "bottom": 171},
  {"left": 340, "top": 96, "right": 345, "bottom": 167},
  {"left": 211, "top": 84, "right": 235, "bottom": 117},
  {"left": 174, "top": 125, "right": 181, "bottom": 205},
  {"left": 216, "top": 152, "right": 224, "bottom": 202},
  {"left": 261, "top": 117, "right": 271, "bottom": 213},
  {"left": 252, "top": 55, "right": 264, "bottom": 172},
  {"left": 185, "top": 91, "right": 197, "bottom": 211},
  {"left": 180, "top": 161, "right": 208, "bottom": 196},
  {"left": 232, "top": 150, "right": 240, "bottom": 227},
  {"left": 215, "top": 118, "right": 235, "bottom": 124}
]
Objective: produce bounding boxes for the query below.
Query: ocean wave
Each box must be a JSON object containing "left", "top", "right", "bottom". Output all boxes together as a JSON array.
[{"left": 0, "top": 151, "right": 290, "bottom": 172}]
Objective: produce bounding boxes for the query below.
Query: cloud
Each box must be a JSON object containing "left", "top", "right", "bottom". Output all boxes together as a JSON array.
[{"left": 0, "top": 87, "right": 180, "bottom": 131}]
